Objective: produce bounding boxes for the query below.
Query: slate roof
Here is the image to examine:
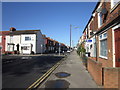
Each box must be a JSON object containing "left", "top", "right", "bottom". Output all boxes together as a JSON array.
[{"left": 1, "top": 30, "right": 40, "bottom": 35}]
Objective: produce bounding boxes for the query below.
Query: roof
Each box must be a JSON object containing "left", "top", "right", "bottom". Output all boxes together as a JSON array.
[
  {"left": 3, "top": 30, "right": 40, "bottom": 35},
  {"left": 92, "top": 1, "right": 100, "bottom": 14},
  {"left": 83, "top": 16, "right": 93, "bottom": 33},
  {"left": 0, "top": 31, "right": 10, "bottom": 35},
  {"left": 83, "top": 1, "right": 100, "bottom": 33}
]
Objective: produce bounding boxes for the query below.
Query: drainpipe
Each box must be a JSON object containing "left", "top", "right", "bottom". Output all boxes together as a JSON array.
[{"left": 95, "top": 34, "right": 98, "bottom": 61}]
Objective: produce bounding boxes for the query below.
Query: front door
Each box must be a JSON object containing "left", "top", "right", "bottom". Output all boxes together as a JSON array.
[{"left": 114, "top": 28, "right": 120, "bottom": 67}]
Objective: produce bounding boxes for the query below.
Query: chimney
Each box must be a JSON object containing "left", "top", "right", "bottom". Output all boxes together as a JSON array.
[{"left": 10, "top": 27, "right": 16, "bottom": 32}]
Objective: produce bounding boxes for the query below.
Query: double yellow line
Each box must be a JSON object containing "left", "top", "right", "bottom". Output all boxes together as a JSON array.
[{"left": 26, "top": 57, "right": 66, "bottom": 89}]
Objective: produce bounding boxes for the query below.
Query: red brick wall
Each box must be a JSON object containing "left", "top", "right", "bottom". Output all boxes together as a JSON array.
[
  {"left": 90, "top": 20, "right": 94, "bottom": 31},
  {"left": 98, "top": 58, "right": 113, "bottom": 67},
  {"left": 88, "top": 58, "right": 120, "bottom": 88},
  {"left": 0, "top": 31, "right": 10, "bottom": 54},
  {"left": 0, "top": 36, "right": 6, "bottom": 54},
  {"left": 104, "top": 67, "right": 120, "bottom": 88},
  {"left": 94, "top": 13, "right": 98, "bottom": 31},
  {"left": 87, "top": 58, "right": 103, "bottom": 86}
]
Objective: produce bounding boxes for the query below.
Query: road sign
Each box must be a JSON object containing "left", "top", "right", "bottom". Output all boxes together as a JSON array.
[{"left": 86, "top": 40, "right": 92, "bottom": 42}]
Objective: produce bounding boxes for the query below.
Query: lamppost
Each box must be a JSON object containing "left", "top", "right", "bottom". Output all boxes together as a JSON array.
[
  {"left": 70, "top": 24, "right": 79, "bottom": 51},
  {"left": 59, "top": 43, "right": 61, "bottom": 55},
  {"left": 70, "top": 24, "right": 72, "bottom": 51}
]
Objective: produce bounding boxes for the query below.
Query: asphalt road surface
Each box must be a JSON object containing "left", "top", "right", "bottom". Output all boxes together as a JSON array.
[{"left": 2, "top": 54, "right": 64, "bottom": 88}]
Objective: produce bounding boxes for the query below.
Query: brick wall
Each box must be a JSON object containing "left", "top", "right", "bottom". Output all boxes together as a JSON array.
[
  {"left": 94, "top": 13, "right": 98, "bottom": 31},
  {"left": 98, "top": 58, "right": 113, "bottom": 67},
  {"left": 87, "top": 58, "right": 103, "bottom": 86},
  {"left": 87, "top": 57, "right": 120, "bottom": 88},
  {"left": 104, "top": 67, "right": 120, "bottom": 88}
]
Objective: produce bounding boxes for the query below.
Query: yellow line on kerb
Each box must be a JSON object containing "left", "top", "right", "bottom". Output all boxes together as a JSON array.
[{"left": 26, "top": 57, "right": 65, "bottom": 89}]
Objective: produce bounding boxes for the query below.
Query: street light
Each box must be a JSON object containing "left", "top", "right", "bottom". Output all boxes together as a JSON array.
[
  {"left": 70, "top": 24, "right": 80, "bottom": 51},
  {"left": 59, "top": 43, "right": 61, "bottom": 55}
]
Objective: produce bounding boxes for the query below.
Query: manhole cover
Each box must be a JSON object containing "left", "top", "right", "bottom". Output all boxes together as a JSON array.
[{"left": 55, "top": 72, "right": 71, "bottom": 78}]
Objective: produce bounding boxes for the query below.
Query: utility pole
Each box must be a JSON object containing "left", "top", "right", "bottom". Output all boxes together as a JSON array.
[
  {"left": 72, "top": 40, "right": 74, "bottom": 48},
  {"left": 70, "top": 24, "right": 72, "bottom": 51},
  {"left": 59, "top": 43, "right": 60, "bottom": 55}
]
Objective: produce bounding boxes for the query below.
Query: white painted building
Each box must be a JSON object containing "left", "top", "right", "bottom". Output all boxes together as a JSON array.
[
  {"left": 6, "top": 35, "right": 21, "bottom": 52},
  {"left": 5, "top": 29, "right": 44, "bottom": 54}
]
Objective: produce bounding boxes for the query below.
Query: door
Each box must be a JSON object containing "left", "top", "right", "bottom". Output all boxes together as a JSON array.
[{"left": 114, "top": 28, "right": 120, "bottom": 67}]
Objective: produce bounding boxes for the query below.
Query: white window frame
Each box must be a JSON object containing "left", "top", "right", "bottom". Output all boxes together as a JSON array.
[
  {"left": 98, "top": 12, "right": 103, "bottom": 28},
  {"left": 111, "top": 0, "right": 120, "bottom": 9},
  {"left": 97, "top": 2, "right": 102, "bottom": 28},
  {"left": 0, "top": 36, "right": 2, "bottom": 43},
  {"left": 10, "top": 35, "right": 13, "bottom": 43},
  {"left": 93, "top": 37, "right": 96, "bottom": 57},
  {"left": 99, "top": 32, "right": 108, "bottom": 59},
  {"left": 25, "top": 36, "right": 31, "bottom": 41}
]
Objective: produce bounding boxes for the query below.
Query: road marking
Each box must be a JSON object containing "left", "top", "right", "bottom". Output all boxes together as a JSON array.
[{"left": 26, "top": 57, "right": 66, "bottom": 89}]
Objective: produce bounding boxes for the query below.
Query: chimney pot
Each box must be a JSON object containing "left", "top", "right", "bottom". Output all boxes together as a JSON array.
[{"left": 10, "top": 27, "right": 16, "bottom": 32}]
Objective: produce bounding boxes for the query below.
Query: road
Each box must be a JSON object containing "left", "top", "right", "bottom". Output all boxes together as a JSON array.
[{"left": 2, "top": 54, "right": 64, "bottom": 88}]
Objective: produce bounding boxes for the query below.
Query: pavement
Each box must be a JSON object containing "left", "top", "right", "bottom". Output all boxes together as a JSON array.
[{"left": 39, "top": 51, "right": 98, "bottom": 88}]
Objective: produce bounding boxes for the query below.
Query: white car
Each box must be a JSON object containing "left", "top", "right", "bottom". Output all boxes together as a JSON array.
[{"left": 67, "top": 50, "right": 70, "bottom": 53}]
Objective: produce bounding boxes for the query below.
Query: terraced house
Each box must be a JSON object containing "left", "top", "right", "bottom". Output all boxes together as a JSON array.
[
  {"left": 79, "top": 0, "right": 120, "bottom": 88},
  {"left": 2, "top": 27, "right": 45, "bottom": 54}
]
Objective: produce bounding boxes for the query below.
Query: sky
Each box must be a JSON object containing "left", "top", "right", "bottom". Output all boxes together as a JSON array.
[{"left": 2, "top": 2, "right": 97, "bottom": 46}]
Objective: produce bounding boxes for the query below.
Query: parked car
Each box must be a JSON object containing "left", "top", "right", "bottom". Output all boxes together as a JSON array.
[{"left": 67, "top": 50, "right": 70, "bottom": 53}]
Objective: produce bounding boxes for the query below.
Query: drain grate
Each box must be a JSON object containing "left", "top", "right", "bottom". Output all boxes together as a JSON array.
[{"left": 55, "top": 72, "right": 71, "bottom": 78}]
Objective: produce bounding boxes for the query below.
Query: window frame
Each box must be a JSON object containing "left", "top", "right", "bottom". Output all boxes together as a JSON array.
[
  {"left": 93, "top": 37, "right": 96, "bottom": 57},
  {"left": 25, "top": 36, "right": 31, "bottom": 41},
  {"left": 111, "top": 0, "right": 120, "bottom": 9},
  {"left": 98, "top": 12, "right": 103, "bottom": 28},
  {"left": 0, "top": 36, "right": 2, "bottom": 43},
  {"left": 99, "top": 32, "right": 108, "bottom": 59}
]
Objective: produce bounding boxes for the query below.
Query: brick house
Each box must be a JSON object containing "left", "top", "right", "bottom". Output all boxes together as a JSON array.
[
  {"left": 44, "top": 37, "right": 55, "bottom": 53},
  {"left": 43, "top": 36, "right": 67, "bottom": 53},
  {"left": 0, "top": 31, "right": 10, "bottom": 54},
  {"left": 87, "top": 0, "right": 120, "bottom": 67},
  {"left": 80, "top": 0, "right": 120, "bottom": 88}
]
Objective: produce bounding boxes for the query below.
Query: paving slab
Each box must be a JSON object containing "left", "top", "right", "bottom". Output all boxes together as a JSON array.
[{"left": 39, "top": 51, "right": 98, "bottom": 88}]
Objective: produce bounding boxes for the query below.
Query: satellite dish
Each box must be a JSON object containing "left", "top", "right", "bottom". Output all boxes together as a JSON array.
[{"left": 101, "top": 8, "right": 107, "bottom": 14}]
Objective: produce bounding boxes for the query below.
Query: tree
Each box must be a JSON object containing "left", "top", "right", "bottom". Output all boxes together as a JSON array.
[{"left": 77, "top": 45, "right": 86, "bottom": 57}]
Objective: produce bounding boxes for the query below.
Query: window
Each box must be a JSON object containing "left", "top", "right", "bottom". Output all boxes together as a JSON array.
[
  {"left": 10, "top": 36, "right": 13, "bottom": 43},
  {"left": 8, "top": 45, "right": 14, "bottom": 51},
  {"left": 111, "top": 0, "right": 120, "bottom": 9},
  {"left": 25, "top": 36, "right": 31, "bottom": 41},
  {"left": 99, "top": 33, "right": 108, "bottom": 58},
  {"left": 93, "top": 38, "right": 96, "bottom": 57},
  {"left": 99, "top": 35, "right": 102, "bottom": 39},
  {"left": 99, "top": 13, "right": 103, "bottom": 27},
  {"left": 100, "top": 39, "right": 107, "bottom": 57},
  {"left": 0, "top": 37, "right": 1, "bottom": 43}
]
